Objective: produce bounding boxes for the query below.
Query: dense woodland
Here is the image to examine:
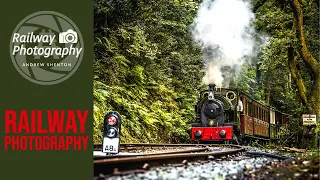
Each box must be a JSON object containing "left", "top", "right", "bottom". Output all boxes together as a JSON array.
[{"left": 93, "top": 0, "right": 319, "bottom": 148}]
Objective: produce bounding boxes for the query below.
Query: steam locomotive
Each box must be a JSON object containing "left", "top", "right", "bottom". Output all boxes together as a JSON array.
[{"left": 191, "top": 84, "right": 291, "bottom": 144}]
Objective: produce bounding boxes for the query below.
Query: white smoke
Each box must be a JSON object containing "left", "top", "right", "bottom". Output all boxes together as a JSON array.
[
  {"left": 192, "top": 0, "right": 255, "bottom": 87},
  {"left": 202, "top": 61, "right": 224, "bottom": 86}
]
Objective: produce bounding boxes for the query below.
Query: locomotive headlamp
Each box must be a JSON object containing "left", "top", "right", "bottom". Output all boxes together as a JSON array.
[
  {"left": 194, "top": 130, "right": 202, "bottom": 138},
  {"left": 209, "top": 120, "right": 214, "bottom": 126},
  {"left": 219, "top": 130, "right": 226, "bottom": 138}
]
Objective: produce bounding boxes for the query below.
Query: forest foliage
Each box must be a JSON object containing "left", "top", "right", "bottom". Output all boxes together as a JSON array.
[
  {"left": 239, "top": 0, "right": 319, "bottom": 147},
  {"left": 93, "top": 0, "right": 319, "bottom": 146},
  {"left": 93, "top": 0, "right": 203, "bottom": 143}
]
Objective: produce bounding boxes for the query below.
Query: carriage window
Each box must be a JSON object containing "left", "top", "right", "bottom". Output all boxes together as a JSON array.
[
  {"left": 246, "top": 101, "right": 248, "bottom": 115},
  {"left": 259, "top": 107, "right": 262, "bottom": 120},
  {"left": 254, "top": 105, "right": 258, "bottom": 118},
  {"left": 255, "top": 104, "right": 257, "bottom": 118},
  {"left": 243, "top": 98, "right": 247, "bottom": 115},
  {"left": 244, "top": 100, "right": 247, "bottom": 115},
  {"left": 252, "top": 104, "right": 254, "bottom": 117},
  {"left": 251, "top": 104, "right": 253, "bottom": 117},
  {"left": 242, "top": 97, "right": 245, "bottom": 114},
  {"left": 255, "top": 105, "right": 258, "bottom": 118},
  {"left": 266, "top": 110, "right": 269, "bottom": 121},
  {"left": 248, "top": 101, "right": 250, "bottom": 116}
]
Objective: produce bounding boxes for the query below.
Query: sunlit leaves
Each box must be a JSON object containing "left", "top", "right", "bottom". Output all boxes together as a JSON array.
[{"left": 93, "top": 0, "right": 203, "bottom": 143}]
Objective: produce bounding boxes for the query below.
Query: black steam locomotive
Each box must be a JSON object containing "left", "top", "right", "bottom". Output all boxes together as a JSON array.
[{"left": 191, "top": 84, "right": 291, "bottom": 144}]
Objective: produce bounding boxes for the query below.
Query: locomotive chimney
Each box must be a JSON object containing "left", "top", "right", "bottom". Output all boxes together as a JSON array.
[
  {"left": 208, "top": 84, "right": 216, "bottom": 91},
  {"left": 208, "top": 84, "right": 216, "bottom": 100}
]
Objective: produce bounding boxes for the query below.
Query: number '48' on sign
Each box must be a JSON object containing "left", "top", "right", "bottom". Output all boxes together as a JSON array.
[{"left": 102, "top": 137, "right": 119, "bottom": 153}]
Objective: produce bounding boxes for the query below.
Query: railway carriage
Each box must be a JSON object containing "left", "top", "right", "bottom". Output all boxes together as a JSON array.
[
  {"left": 270, "top": 108, "right": 291, "bottom": 140},
  {"left": 239, "top": 92, "right": 270, "bottom": 144},
  {"left": 191, "top": 84, "right": 291, "bottom": 144}
]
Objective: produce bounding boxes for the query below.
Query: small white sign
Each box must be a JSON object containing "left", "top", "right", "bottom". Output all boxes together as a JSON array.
[
  {"left": 102, "top": 137, "right": 119, "bottom": 153},
  {"left": 302, "top": 114, "right": 317, "bottom": 125}
]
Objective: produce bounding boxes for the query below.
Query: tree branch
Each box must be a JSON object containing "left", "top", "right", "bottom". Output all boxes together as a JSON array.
[
  {"left": 287, "top": 46, "right": 312, "bottom": 112},
  {"left": 289, "top": 0, "right": 319, "bottom": 76}
]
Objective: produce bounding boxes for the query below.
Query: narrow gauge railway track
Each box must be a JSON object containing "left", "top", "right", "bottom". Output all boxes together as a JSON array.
[
  {"left": 94, "top": 143, "right": 212, "bottom": 151},
  {"left": 94, "top": 144, "right": 244, "bottom": 177},
  {"left": 94, "top": 143, "right": 211, "bottom": 159}
]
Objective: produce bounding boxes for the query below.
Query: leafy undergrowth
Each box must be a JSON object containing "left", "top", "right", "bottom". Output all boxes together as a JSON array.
[{"left": 93, "top": 80, "right": 196, "bottom": 144}]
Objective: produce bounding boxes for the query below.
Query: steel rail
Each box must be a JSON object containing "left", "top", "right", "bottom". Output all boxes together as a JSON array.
[
  {"left": 94, "top": 143, "right": 208, "bottom": 150},
  {"left": 94, "top": 147, "right": 209, "bottom": 159},
  {"left": 94, "top": 144, "right": 244, "bottom": 177},
  {"left": 95, "top": 148, "right": 243, "bottom": 164},
  {"left": 94, "top": 143, "right": 241, "bottom": 150}
]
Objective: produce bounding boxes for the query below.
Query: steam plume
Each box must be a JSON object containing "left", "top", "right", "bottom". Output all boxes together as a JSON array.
[
  {"left": 202, "top": 61, "right": 224, "bottom": 86},
  {"left": 191, "top": 0, "right": 255, "bottom": 87}
]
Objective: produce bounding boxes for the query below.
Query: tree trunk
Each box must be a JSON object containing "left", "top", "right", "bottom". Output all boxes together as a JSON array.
[
  {"left": 287, "top": 46, "right": 311, "bottom": 112},
  {"left": 289, "top": 0, "right": 320, "bottom": 116}
]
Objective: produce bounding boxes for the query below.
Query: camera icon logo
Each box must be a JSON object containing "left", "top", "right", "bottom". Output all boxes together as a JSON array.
[{"left": 59, "top": 29, "right": 78, "bottom": 43}]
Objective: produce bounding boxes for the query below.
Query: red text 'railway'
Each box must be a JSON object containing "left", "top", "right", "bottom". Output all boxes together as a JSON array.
[{"left": 4, "top": 110, "right": 89, "bottom": 151}]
